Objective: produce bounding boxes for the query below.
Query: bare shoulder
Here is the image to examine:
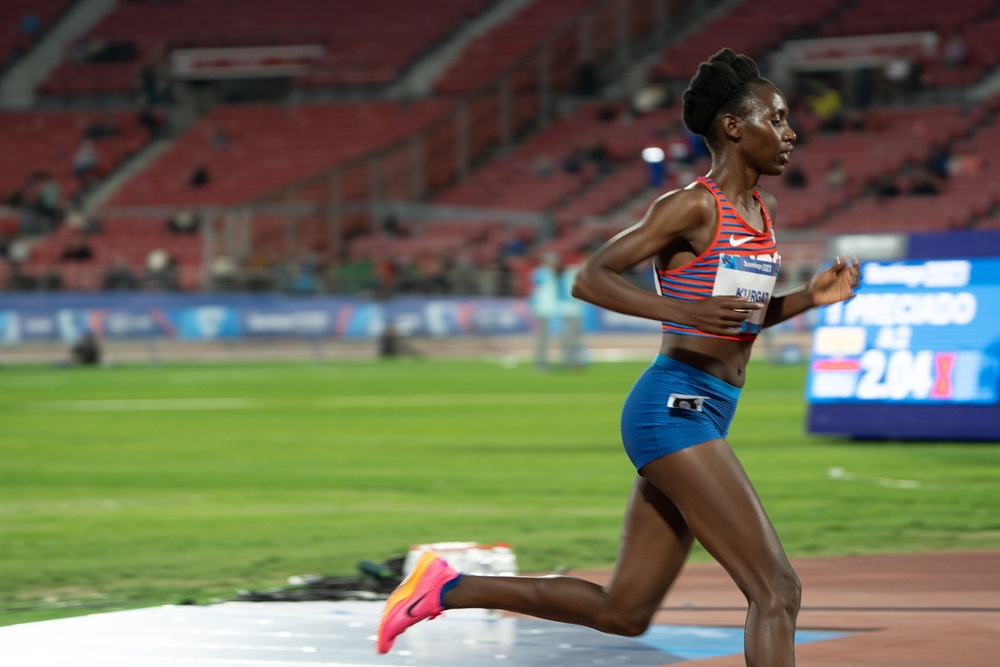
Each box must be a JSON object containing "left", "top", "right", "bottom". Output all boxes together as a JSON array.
[
  {"left": 642, "top": 183, "right": 717, "bottom": 235},
  {"left": 755, "top": 185, "right": 779, "bottom": 220}
]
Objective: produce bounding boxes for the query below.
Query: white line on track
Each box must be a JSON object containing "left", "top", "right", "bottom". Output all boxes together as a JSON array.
[{"left": 12, "top": 398, "right": 263, "bottom": 412}]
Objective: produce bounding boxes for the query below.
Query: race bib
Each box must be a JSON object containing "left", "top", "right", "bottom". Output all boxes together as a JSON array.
[{"left": 712, "top": 253, "right": 780, "bottom": 334}]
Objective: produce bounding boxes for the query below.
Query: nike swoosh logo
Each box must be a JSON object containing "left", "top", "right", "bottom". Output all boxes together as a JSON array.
[
  {"left": 406, "top": 593, "right": 428, "bottom": 617},
  {"left": 728, "top": 235, "right": 754, "bottom": 247}
]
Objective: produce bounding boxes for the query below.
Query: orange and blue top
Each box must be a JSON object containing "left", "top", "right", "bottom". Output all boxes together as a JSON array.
[{"left": 656, "top": 175, "right": 781, "bottom": 341}]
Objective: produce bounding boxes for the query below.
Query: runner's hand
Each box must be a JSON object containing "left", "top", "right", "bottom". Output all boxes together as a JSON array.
[
  {"left": 809, "top": 256, "right": 862, "bottom": 307},
  {"left": 677, "top": 296, "right": 763, "bottom": 336}
]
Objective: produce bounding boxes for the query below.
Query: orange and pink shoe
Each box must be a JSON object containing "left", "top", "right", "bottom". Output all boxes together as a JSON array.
[{"left": 375, "top": 550, "right": 462, "bottom": 654}]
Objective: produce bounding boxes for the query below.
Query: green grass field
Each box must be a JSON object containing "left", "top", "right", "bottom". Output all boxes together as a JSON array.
[{"left": 1, "top": 357, "right": 998, "bottom": 627}]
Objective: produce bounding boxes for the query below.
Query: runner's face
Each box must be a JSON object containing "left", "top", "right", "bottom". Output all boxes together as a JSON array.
[{"left": 741, "top": 84, "right": 796, "bottom": 176}]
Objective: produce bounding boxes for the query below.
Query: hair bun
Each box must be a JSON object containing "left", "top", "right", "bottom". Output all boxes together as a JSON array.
[{"left": 682, "top": 49, "right": 763, "bottom": 136}]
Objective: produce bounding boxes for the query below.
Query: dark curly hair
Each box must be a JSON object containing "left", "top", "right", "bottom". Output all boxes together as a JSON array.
[{"left": 682, "top": 48, "right": 771, "bottom": 138}]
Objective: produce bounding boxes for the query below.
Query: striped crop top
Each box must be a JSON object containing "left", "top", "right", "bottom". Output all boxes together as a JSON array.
[{"left": 655, "top": 175, "right": 781, "bottom": 341}]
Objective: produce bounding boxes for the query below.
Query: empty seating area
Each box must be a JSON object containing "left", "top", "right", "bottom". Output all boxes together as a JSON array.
[
  {"left": 0, "top": 0, "right": 69, "bottom": 67},
  {"left": 653, "top": 0, "right": 843, "bottom": 80},
  {"left": 40, "top": 0, "right": 494, "bottom": 95},
  {"left": 813, "top": 109, "right": 1000, "bottom": 234},
  {"left": 817, "top": 0, "right": 995, "bottom": 39},
  {"left": 434, "top": 0, "right": 602, "bottom": 94},
  {"left": 108, "top": 99, "right": 454, "bottom": 207},
  {"left": 0, "top": 109, "right": 149, "bottom": 206},
  {"left": 432, "top": 102, "right": 675, "bottom": 212}
]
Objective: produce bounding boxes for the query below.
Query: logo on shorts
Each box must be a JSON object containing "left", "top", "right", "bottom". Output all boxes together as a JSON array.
[{"left": 667, "top": 394, "right": 708, "bottom": 411}]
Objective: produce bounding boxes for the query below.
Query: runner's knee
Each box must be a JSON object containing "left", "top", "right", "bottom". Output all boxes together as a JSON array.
[
  {"left": 596, "top": 605, "right": 656, "bottom": 637},
  {"left": 749, "top": 565, "right": 801, "bottom": 618}
]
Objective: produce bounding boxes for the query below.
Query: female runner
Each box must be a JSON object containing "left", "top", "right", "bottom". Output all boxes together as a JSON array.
[{"left": 377, "top": 48, "right": 862, "bottom": 667}]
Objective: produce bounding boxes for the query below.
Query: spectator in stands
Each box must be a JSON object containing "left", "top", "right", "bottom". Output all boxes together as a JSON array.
[
  {"left": 883, "top": 50, "right": 923, "bottom": 101},
  {"left": 60, "top": 237, "right": 93, "bottom": 261},
  {"left": 784, "top": 165, "right": 807, "bottom": 189},
  {"left": 449, "top": 251, "right": 480, "bottom": 295},
  {"left": 902, "top": 164, "right": 941, "bottom": 196},
  {"left": 210, "top": 124, "right": 229, "bottom": 150},
  {"left": 167, "top": 210, "right": 201, "bottom": 234},
  {"left": 209, "top": 255, "right": 240, "bottom": 291},
  {"left": 382, "top": 214, "right": 407, "bottom": 237},
  {"left": 532, "top": 154, "right": 554, "bottom": 178},
  {"left": 145, "top": 248, "right": 179, "bottom": 290},
  {"left": 824, "top": 159, "right": 846, "bottom": 192},
  {"left": 805, "top": 82, "right": 844, "bottom": 133},
  {"left": 872, "top": 172, "right": 901, "bottom": 199},
  {"left": 925, "top": 143, "right": 952, "bottom": 180},
  {"left": 943, "top": 30, "right": 968, "bottom": 68},
  {"left": 291, "top": 254, "right": 320, "bottom": 294},
  {"left": 63, "top": 204, "right": 102, "bottom": 235},
  {"left": 20, "top": 13, "right": 41, "bottom": 44},
  {"left": 189, "top": 164, "right": 210, "bottom": 187},
  {"left": 138, "top": 104, "right": 165, "bottom": 138},
  {"left": 102, "top": 258, "right": 138, "bottom": 290},
  {"left": 574, "top": 60, "right": 600, "bottom": 97},
  {"left": 84, "top": 116, "right": 119, "bottom": 139},
  {"left": 72, "top": 140, "right": 99, "bottom": 186}
]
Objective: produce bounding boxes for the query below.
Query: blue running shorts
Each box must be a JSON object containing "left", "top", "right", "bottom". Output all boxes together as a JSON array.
[{"left": 620, "top": 355, "right": 742, "bottom": 471}]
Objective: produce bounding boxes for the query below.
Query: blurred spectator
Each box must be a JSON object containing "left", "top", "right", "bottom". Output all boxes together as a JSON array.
[
  {"left": 291, "top": 254, "right": 320, "bottom": 294},
  {"left": 64, "top": 205, "right": 102, "bottom": 234},
  {"left": 532, "top": 154, "right": 554, "bottom": 177},
  {"left": 883, "top": 51, "right": 922, "bottom": 100},
  {"left": 943, "top": 30, "right": 968, "bottom": 68},
  {"left": 70, "top": 331, "right": 101, "bottom": 366},
  {"left": 210, "top": 123, "right": 229, "bottom": 149},
  {"left": 19, "top": 13, "right": 41, "bottom": 45},
  {"left": 872, "top": 172, "right": 901, "bottom": 199},
  {"left": 904, "top": 166, "right": 940, "bottom": 196},
  {"left": 632, "top": 82, "right": 672, "bottom": 115},
  {"left": 378, "top": 321, "right": 421, "bottom": 359},
  {"left": 208, "top": 255, "right": 239, "bottom": 291},
  {"left": 449, "top": 251, "right": 480, "bottom": 295},
  {"left": 102, "top": 258, "right": 139, "bottom": 290},
  {"left": 167, "top": 210, "right": 201, "bottom": 234},
  {"left": 558, "top": 255, "right": 586, "bottom": 369},
  {"left": 784, "top": 165, "right": 807, "bottom": 189},
  {"left": 189, "top": 164, "right": 210, "bottom": 187},
  {"left": 806, "top": 83, "right": 844, "bottom": 132},
  {"left": 145, "top": 247, "right": 179, "bottom": 289},
  {"left": 60, "top": 237, "right": 93, "bottom": 261},
  {"left": 72, "top": 140, "right": 99, "bottom": 185},
  {"left": 382, "top": 214, "right": 407, "bottom": 237},
  {"left": 530, "top": 251, "right": 561, "bottom": 370},
  {"left": 574, "top": 61, "right": 600, "bottom": 97},
  {"left": 824, "top": 159, "right": 847, "bottom": 192},
  {"left": 84, "top": 116, "right": 119, "bottom": 139},
  {"left": 138, "top": 104, "right": 165, "bottom": 138},
  {"left": 925, "top": 143, "right": 952, "bottom": 179}
]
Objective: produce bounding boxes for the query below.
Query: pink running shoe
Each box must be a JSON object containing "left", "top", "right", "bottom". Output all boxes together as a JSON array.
[{"left": 376, "top": 550, "right": 462, "bottom": 654}]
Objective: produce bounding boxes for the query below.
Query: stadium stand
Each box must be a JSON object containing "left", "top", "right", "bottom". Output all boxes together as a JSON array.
[
  {"left": 107, "top": 99, "right": 455, "bottom": 207},
  {"left": 39, "top": 0, "right": 494, "bottom": 96},
  {"left": 5, "top": 0, "right": 1000, "bottom": 295},
  {"left": 0, "top": 108, "right": 149, "bottom": 207},
  {"left": 651, "top": 0, "right": 844, "bottom": 81},
  {"left": 0, "top": 0, "right": 71, "bottom": 69}
]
